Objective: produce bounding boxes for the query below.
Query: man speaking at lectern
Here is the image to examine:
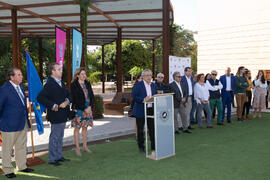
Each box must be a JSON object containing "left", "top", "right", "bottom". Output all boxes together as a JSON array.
[{"left": 132, "top": 69, "right": 157, "bottom": 154}]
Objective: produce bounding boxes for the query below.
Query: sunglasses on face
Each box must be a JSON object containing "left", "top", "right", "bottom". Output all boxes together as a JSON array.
[
  {"left": 211, "top": 74, "right": 217, "bottom": 76},
  {"left": 157, "top": 77, "right": 164, "bottom": 78}
]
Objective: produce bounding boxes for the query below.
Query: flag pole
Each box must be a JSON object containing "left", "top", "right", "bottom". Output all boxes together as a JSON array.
[{"left": 28, "top": 102, "right": 35, "bottom": 159}]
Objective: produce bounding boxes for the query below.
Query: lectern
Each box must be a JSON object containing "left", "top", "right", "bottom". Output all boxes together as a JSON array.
[{"left": 144, "top": 93, "right": 175, "bottom": 160}]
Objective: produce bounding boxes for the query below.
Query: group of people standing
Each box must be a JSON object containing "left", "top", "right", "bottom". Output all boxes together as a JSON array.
[
  {"left": 131, "top": 66, "right": 270, "bottom": 155},
  {"left": 0, "top": 63, "right": 95, "bottom": 178}
]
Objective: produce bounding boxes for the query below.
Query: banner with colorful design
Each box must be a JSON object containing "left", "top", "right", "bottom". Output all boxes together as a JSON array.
[
  {"left": 72, "top": 28, "right": 82, "bottom": 76},
  {"left": 56, "top": 26, "right": 66, "bottom": 69}
]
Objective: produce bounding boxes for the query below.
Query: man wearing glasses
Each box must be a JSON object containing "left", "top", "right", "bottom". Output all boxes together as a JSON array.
[
  {"left": 155, "top": 73, "right": 170, "bottom": 94},
  {"left": 206, "top": 70, "right": 223, "bottom": 125}
]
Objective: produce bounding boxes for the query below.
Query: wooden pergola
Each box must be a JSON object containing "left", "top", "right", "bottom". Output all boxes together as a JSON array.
[{"left": 0, "top": 0, "right": 173, "bottom": 92}]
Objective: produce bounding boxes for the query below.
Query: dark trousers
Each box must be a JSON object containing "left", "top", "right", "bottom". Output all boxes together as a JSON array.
[
  {"left": 49, "top": 122, "right": 66, "bottom": 163},
  {"left": 242, "top": 90, "right": 252, "bottom": 116},
  {"left": 136, "top": 108, "right": 155, "bottom": 150}
]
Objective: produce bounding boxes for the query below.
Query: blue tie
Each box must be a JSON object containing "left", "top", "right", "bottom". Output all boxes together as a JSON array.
[
  {"left": 16, "top": 86, "right": 25, "bottom": 106},
  {"left": 56, "top": 79, "right": 62, "bottom": 87}
]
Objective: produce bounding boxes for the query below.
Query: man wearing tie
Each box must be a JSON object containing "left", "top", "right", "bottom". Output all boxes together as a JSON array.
[
  {"left": 37, "top": 63, "right": 71, "bottom": 166},
  {"left": 0, "top": 67, "right": 34, "bottom": 178},
  {"left": 219, "top": 67, "right": 235, "bottom": 123},
  {"left": 132, "top": 69, "right": 157, "bottom": 154}
]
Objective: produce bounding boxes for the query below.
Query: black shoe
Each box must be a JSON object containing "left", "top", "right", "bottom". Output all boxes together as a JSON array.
[
  {"left": 183, "top": 130, "right": 192, "bottom": 133},
  {"left": 188, "top": 126, "right": 194, "bottom": 130},
  {"left": 227, "top": 121, "right": 231, "bottom": 123},
  {"left": 19, "top": 168, "right": 34, "bottom": 173},
  {"left": 57, "top": 157, "right": 71, "bottom": 162},
  {"left": 175, "top": 130, "right": 180, "bottom": 134},
  {"left": 217, "top": 123, "right": 224, "bottom": 125},
  {"left": 48, "top": 161, "right": 62, "bottom": 166},
  {"left": 178, "top": 127, "right": 183, "bottom": 131},
  {"left": 139, "top": 147, "right": 145, "bottom": 153},
  {"left": 5, "top": 173, "right": 16, "bottom": 178}
]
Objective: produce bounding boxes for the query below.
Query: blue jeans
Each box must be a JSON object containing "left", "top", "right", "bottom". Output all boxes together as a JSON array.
[
  {"left": 221, "top": 91, "right": 233, "bottom": 122},
  {"left": 49, "top": 122, "right": 66, "bottom": 163},
  {"left": 190, "top": 99, "right": 197, "bottom": 123},
  {"left": 196, "top": 103, "right": 212, "bottom": 126}
]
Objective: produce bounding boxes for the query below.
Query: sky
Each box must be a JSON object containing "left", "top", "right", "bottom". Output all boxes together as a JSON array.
[{"left": 171, "top": 0, "right": 198, "bottom": 31}]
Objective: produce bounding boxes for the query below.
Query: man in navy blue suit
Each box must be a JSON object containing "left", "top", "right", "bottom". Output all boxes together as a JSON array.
[
  {"left": 37, "top": 63, "right": 71, "bottom": 166},
  {"left": 219, "top": 67, "right": 235, "bottom": 123},
  {"left": 0, "top": 67, "right": 34, "bottom": 178},
  {"left": 132, "top": 69, "right": 157, "bottom": 154}
]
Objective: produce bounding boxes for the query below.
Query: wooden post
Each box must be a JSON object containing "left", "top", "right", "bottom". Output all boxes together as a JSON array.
[
  {"left": 80, "top": 6, "right": 87, "bottom": 68},
  {"left": 38, "top": 38, "right": 43, "bottom": 83},
  {"left": 66, "top": 28, "right": 72, "bottom": 90},
  {"left": 102, "top": 45, "right": 105, "bottom": 93},
  {"left": 26, "top": 103, "right": 46, "bottom": 166},
  {"left": 11, "top": 9, "right": 18, "bottom": 67},
  {"left": 116, "top": 28, "right": 122, "bottom": 92},
  {"left": 162, "top": 0, "right": 170, "bottom": 84},
  {"left": 17, "top": 29, "right": 22, "bottom": 70},
  {"left": 152, "top": 39, "right": 156, "bottom": 78}
]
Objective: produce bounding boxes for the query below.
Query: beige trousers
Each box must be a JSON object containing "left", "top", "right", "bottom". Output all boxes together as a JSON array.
[{"left": 1, "top": 123, "right": 28, "bottom": 175}]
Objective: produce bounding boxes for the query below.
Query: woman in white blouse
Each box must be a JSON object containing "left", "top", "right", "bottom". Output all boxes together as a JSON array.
[
  {"left": 253, "top": 70, "right": 267, "bottom": 118},
  {"left": 194, "top": 73, "right": 218, "bottom": 128}
]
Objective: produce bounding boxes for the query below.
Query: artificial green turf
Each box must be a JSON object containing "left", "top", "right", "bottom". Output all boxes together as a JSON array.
[{"left": 3, "top": 113, "right": 270, "bottom": 180}]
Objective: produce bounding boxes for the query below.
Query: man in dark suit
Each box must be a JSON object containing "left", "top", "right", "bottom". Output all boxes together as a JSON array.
[
  {"left": 0, "top": 67, "right": 34, "bottom": 178},
  {"left": 170, "top": 71, "right": 191, "bottom": 134},
  {"left": 219, "top": 67, "right": 235, "bottom": 123},
  {"left": 37, "top": 63, "right": 71, "bottom": 166},
  {"left": 181, "top": 67, "right": 195, "bottom": 129},
  {"left": 132, "top": 69, "right": 157, "bottom": 154}
]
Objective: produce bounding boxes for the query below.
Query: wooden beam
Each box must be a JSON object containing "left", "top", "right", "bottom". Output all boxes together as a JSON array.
[
  {"left": 89, "top": 5, "right": 120, "bottom": 28},
  {"left": 38, "top": 38, "right": 43, "bottom": 82},
  {"left": 66, "top": 28, "right": 71, "bottom": 90},
  {"left": 116, "top": 28, "right": 122, "bottom": 92},
  {"left": 17, "top": 29, "right": 22, "bottom": 69},
  {"left": 152, "top": 39, "right": 156, "bottom": 78},
  {"left": 162, "top": 0, "right": 170, "bottom": 84},
  {"left": 11, "top": 9, "right": 18, "bottom": 67},
  {"left": 102, "top": 45, "right": 105, "bottom": 93},
  {"left": 0, "top": 2, "right": 69, "bottom": 29},
  {"left": 0, "top": 9, "right": 164, "bottom": 20}
]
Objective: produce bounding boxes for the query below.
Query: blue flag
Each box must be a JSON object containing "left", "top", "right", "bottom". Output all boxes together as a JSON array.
[
  {"left": 26, "top": 51, "right": 45, "bottom": 135},
  {"left": 72, "top": 28, "right": 82, "bottom": 76}
]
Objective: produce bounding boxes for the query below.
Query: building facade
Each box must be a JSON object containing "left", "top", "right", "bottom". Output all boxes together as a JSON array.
[{"left": 198, "top": 0, "right": 270, "bottom": 79}]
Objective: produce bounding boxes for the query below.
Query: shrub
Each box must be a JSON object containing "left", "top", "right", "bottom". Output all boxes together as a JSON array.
[
  {"left": 88, "top": 71, "right": 101, "bottom": 84},
  {"left": 93, "top": 95, "right": 104, "bottom": 119}
]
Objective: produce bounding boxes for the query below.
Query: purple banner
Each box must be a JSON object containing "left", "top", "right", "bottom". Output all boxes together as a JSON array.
[{"left": 56, "top": 27, "right": 66, "bottom": 68}]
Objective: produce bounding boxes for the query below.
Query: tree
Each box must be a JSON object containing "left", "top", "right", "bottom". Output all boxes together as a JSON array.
[
  {"left": 142, "top": 24, "right": 197, "bottom": 73},
  {"left": 87, "top": 40, "right": 152, "bottom": 82}
]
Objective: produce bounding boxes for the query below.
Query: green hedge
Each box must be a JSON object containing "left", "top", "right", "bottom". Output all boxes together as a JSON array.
[{"left": 93, "top": 95, "right": 104, "bottom": 119}]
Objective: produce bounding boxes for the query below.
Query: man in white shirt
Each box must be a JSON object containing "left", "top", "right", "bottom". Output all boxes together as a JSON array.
[
  {"left": 181, "top": 67, "right": 195, "bottom": 129},
  {"left": 219, "top": 67, "right": 236, "bottom": 123},
  {"left": 132, "top": 69, "right": 157, "bottom": 154},
  {"left": 169, "top": 72, "right": 191, "bottom": 134}
]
